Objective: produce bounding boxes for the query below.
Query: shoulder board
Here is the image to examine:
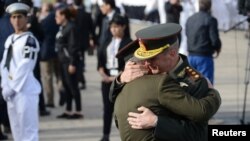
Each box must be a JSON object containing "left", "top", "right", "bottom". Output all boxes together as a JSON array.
[
  {"left": 25, "top": 36, "right": 37, "bottom": 48},
  {"left": 185, "top": 66, "right": 201, "bottom": 81}
]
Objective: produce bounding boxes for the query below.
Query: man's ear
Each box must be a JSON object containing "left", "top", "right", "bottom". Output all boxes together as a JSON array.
[{"left": 168, "top": 49, "right": 177, "bottom": 57}]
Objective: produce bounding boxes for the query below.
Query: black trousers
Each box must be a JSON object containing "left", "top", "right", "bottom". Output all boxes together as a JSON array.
[
  {"left": 61, "top": 63, "right": 82, "bottom": 112},
  {"left": 101, "top": 82, "right": 114, "bottom": 136}
]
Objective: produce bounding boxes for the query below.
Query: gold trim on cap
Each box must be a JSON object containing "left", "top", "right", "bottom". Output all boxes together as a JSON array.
[
  {"left": 138, "top": 39, "right": 147, "bottom": 51},
  {"left": 134, "top": 44, "right": 170, "bottom": 59}
]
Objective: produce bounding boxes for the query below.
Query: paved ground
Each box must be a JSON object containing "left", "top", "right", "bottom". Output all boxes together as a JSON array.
[{"left": 3, "top": 22, "right": 250, "bottom": 141}]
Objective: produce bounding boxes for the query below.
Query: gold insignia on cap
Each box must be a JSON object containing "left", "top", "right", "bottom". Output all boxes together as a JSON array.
[
  {"left": 134, "top": 43, "right": 170, "bottom": 60},
  {"left": 139, "top": 39, "right": 147, "bottom": 51}
]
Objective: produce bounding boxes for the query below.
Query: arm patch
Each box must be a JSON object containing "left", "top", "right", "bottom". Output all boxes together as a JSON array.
[
  {"left": 23, "top": 36, "right": 38, "bottom": 59},
  {"left": 23, "top": 46, "right": 31, "bottom": 58}
]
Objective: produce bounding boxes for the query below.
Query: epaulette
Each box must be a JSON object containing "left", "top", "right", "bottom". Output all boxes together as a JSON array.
[{"left": 185, "top": 66, "right": 201, "bottom": 81}]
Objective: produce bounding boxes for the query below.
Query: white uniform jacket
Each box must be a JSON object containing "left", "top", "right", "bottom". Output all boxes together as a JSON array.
[{"left": 0, "top": 32, "right": 41, "bottom": 98}]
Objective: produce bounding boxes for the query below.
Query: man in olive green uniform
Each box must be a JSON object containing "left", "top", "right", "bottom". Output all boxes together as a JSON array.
[{"left": 111, "top": 23, "right": 221, "bottom": 141}]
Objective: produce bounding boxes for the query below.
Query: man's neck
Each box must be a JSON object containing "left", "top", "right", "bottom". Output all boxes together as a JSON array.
[
  {"left": 15, "top": 30, "right": 26, "bottom": 35},
  {"left": 169, "top": 56, "right": 181, "bottom": 73}
]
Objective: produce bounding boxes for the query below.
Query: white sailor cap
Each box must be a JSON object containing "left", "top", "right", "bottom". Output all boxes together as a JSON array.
[{"left": 5, "top": 2, "right": 30, "bottom": 15}]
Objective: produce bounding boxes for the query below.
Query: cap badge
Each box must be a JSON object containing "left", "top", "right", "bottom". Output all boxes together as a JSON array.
[{"left": 139, "top": 39, "right": 147, "bottom": 51}]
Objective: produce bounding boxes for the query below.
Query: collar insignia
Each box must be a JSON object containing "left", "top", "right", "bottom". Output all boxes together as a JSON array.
[{"left": 179, "top": 82, "right": 188, "bottom": 87}]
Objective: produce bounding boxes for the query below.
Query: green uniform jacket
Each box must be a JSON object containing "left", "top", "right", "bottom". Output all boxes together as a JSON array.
[
  {"left": 112, "top": 55, "right": 221, "bottom": 141},
  {"left": 114, "top": 75, "right": 220, "bottom": 141}
]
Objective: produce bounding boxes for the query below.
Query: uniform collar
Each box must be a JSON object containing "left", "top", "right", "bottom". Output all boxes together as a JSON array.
[
  {"left": 169, "top": 54, "right": 189, "bottom": 79},
  {"left": 14, "top": 30, "right": 30, "bottom": 35},
  {"left": 169, "top": 56, "right": 183, "bottom": 74}
]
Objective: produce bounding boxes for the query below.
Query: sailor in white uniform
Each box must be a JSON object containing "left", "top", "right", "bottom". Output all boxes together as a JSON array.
[{"left": 0, "top": 2, "right": 41, "bottom": 141}]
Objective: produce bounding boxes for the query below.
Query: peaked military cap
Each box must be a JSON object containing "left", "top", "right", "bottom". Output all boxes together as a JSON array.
[
  {"left": 116, "top": 40, "right": 139, "bottom": 62},
  {"left": 6, "top": 2, "right": 30, "bottom": 15},
  {"left": 134, "top": 23, "right": 182, "bottom": 60}
]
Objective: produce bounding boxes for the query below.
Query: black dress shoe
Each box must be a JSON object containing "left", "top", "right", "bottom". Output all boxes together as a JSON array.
[
  {"left": 0, "top": 133, "right": 8, "bottom": 140},
  {"left": 57, "top": 113, "right": 71, "bottom": 119},
  {"left": 67, "top": 114, "right": 84, "bottom": 119},
  {"left": 40, "top": 110, "right": 51, "bottom": 116}
]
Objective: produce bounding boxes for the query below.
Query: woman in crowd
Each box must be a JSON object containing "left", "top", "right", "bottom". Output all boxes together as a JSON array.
[
  {"left": 55, "top": 6, "right": 83, "bottom": 119},
  {"left": 97, "top": 14, "right": 131, "bottom": 141}
]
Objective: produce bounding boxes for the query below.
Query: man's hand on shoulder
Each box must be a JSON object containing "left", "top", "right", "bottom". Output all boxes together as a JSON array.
[
  {"left": 127, "top": 106, "right": 158, "bottom": 129},
  {"left": 120, "top": 61, "right": 148, "bottom": 83}
]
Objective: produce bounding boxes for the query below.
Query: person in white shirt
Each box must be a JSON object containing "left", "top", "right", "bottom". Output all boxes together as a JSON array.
[{"left": 0, "top": 2, "right": 41, "bottom": 141}]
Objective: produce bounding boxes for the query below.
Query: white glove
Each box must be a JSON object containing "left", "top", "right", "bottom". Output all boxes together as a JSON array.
[{"left": 2, "top": 88, "right": 15, "bottom": 101}]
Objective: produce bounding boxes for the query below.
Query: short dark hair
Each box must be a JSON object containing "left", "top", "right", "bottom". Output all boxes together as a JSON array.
[
  {"left": 103, "top": 0, "right": 116, "bottom": 9},
  {"left": 110, "top": 14, "right": 127, "bottom": 26},
  {"left": 110, "top": 14, "right": 130, "bottom": 38},
  {"left": 57, "top": 6, "right": 72, "bottom": 20},
  {"left": 199, "top": 0, "right": 211, "bottom": 12}
]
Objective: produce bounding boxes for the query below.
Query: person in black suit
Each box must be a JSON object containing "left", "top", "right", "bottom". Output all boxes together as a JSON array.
[
  {"left": 91, "top": 0, "right": 104, "bottom": 46},
  {"left": 97, "top": 14, "right": 131, "bottom": 141},
  {"left": 71, "top": 0, "right": 96, "bottom": 89},
  {"left": 98, "top": 0, "right": 120, "bottom": 46}
]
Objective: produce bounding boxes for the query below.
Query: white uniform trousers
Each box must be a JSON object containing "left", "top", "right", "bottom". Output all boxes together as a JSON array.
[{"left": 7, "top": 93, "right": 39, "bottom": 141}]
